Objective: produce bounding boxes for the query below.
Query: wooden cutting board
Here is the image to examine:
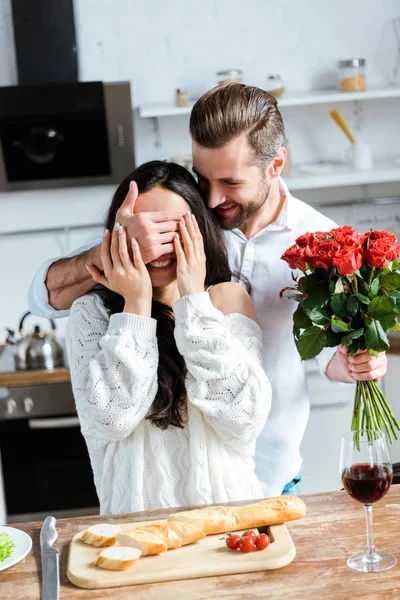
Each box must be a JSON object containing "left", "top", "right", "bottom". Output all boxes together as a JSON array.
[{"left": 67, "top": 519, "right": 296, "bottom": 590}]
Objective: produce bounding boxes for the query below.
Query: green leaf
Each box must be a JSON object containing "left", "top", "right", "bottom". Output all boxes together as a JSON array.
[
  {"left": 302, "top": 288, "right": 330, "bottom": 313},
  {"left": 293, "top": 304, "right": 312, "bottom": 329},
  {"left": 380, "top": 273, "right": 400, "bottom": 292},
  {"left": 377, "top": 314, "right": 397, "bottom": 332},
  {"left": 387, "top": 290, "right": 400, "bottom": 303},
  {"left": 305, "top": 307, "right": 332, "bottom": 326},
  {"left": 330, "top": 294, "right": 349, "bottom": 319},
  {"left": 368, "top": 349, "right": 379, "bottom": 357},
  {"left": 370, "top": 277, "right": 380, "bottom": 296},
  {"left": 325, "top": 328, "right": 343, "bottom": 347},
  {"left": 368, "top": 296, "right": 395, "bottom": 318},
  {"left": 340, "top": 328, "right": 364, "bottom": 346},
  {"left": 348, "top": 338, "right": 362, "bottom": 355},
  {"left": 295, "top": 326, "right": 327, "bottom": 360},
  {"left": 391, "top": 320, "right": 400, "bottom": 332},
  {"left": 347, "top": 295, "right": 359, "bottom": 315},
  {"left": 331, "top": 318, "right": 351, "bottom": 333},
  {"left": 356, "top": 292, "right": 371, "bottom": 305},
  {"left": 392, "top": 259, "right": 400, "bottom": 271},
  {"left": 300, "top": 273, "right": 319, "bottom": 294},
  {"left": 365, "top": 320, "right": 390, "bottom": 352}
]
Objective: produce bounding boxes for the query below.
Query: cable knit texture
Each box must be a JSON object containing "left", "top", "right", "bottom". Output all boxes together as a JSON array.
[{"left": 66, "top": 292, "right": 271, "bottom": 514}]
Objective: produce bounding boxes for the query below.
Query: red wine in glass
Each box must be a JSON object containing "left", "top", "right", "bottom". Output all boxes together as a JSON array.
[
  {"left": 340, "top": 430, "right": 397, "bottom": 572},
  {"left": 342, "top": 463, "right": 393, "bottom": 504}
]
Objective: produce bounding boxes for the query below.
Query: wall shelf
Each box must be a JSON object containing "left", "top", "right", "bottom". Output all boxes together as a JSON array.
[
  {"left": 286, "top": 160, "right": 400, "bottom": 190},
  {"left": 138, "top": 86, "right": 400, "bottom": 118}
]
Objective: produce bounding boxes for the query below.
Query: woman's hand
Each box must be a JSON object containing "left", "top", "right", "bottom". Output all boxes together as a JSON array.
[
  {"left": 86, "top": 224, "right": 152, "bottom": 316},
  {"left": 174, "top": 212, "right": 206, "bottom": 297},
  {"left": 328, "top": 345, "right": 388, "bottom": 383}
]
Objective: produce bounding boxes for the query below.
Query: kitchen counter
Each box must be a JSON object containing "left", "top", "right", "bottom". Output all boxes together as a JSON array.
[
  {"left": 2, "top": 486, "right": 400, "bottom": 600},
  {"left": 0, "top": 367, "right": 70, "bottom": 387}
]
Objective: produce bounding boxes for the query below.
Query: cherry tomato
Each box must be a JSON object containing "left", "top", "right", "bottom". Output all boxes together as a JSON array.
[
  {"left": 225, "top": 534, "right": 241, "bottom": 550},
  {"left": 255, "top": 533, "right": 270, "bottom": 550},
  {"left": 242, "top": 530, "right": 257, "bottom": 541},
  {"left": 239, "top": 537, "right": 255, "bottom": 553}
]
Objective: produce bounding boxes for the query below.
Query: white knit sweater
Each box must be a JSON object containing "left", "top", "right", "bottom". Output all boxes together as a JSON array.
[{"left": 65, "top": 291, "right": 271, "bottom": 514}]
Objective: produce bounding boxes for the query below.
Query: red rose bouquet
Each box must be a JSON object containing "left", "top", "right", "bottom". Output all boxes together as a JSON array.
[{"left": 281, "top": 226, "right": 400, "bottom": 444}]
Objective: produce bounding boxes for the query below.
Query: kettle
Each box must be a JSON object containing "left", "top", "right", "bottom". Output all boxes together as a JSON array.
[{"left": 6, "top": 312, "right": 65, "bottom": 371}]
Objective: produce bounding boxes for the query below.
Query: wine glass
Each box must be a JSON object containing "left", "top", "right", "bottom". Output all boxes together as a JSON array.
[{"left": 340, "top": 429, "right": 397, "bottom": 572}]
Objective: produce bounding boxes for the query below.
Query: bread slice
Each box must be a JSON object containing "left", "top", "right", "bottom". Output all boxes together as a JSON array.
[
  {"left": 116, "top": 529, "right": 167, "bottom": 556},
  {"left": 138, "top": 523, "right": 182, "bottom": 549},
  {"left": 81, "top": 524, "right": 120, "bottom": 547},
  {"left": 167, "top": 521, "right": 206, "bottom": 545},
  {"left": 167, "top": 506, "right": 237, "bottom": 535},
  {"left": 94, "top": 546, "right": 141, "bottom": 570}
]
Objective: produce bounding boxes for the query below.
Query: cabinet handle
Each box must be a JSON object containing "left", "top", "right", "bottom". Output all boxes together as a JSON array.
[
  {"left": 28, "top": 416, "right": 80, "bottom": 429},
  {"left": 310, "top": 400, "right": 352, "bottom": 410}
]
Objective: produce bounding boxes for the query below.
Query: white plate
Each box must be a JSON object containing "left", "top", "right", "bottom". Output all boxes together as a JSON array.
[{"left": 0, "top": 525, "right": 32, "bottom": 571}]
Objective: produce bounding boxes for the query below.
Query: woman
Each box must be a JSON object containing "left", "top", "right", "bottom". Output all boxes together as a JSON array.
[{"left": 66, "top": 161, "right": 271, "bottom": 514}]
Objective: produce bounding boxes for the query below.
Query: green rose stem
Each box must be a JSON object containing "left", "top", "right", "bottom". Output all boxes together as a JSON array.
[{"left": 351, "top": 380, "right": 400, "bottom": 447}]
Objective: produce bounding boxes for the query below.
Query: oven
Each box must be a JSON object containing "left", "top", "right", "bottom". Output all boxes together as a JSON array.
[{"left": 0, "top": 381, "right": 99, "bottom": 523}]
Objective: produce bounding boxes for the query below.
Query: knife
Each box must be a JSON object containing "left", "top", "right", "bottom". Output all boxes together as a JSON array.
[{"left": 40, "top": 516, "right": 60, "bottom": 600}]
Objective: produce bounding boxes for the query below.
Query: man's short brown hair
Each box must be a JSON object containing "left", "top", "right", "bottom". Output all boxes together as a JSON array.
[{"left": 190, "top": 83, "right": 285, "bottom": 167}]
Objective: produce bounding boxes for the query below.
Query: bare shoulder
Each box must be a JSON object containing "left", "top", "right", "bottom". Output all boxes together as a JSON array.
[{"left": 208, "top": 282, "right": 258, "bottom": 322}]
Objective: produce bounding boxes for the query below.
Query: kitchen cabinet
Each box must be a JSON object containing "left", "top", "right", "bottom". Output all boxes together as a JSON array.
[{"left": 300, "top": 362, "right": 355, "bottom": 494}]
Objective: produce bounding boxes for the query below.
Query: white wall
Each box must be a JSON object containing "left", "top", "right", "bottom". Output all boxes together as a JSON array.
[{"left": 1, "top": 0, "right": 400, "bottom": 342}]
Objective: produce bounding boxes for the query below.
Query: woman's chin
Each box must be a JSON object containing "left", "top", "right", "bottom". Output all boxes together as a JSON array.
[{"left": 148, "top": 262, "right": 177, "bottom": 287}]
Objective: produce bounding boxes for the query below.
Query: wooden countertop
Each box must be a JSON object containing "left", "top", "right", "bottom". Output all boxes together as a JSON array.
[
  {"left": 2, "top": 486, "right": 400, "bottom": 599},
  {"left": 0, "top": 367, "right": 70, "bottom": 388}
]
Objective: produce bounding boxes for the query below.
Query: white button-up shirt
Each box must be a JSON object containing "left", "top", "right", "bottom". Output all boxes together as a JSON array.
[{"left": 28, "top": 178, "right": 337, "bottom": 497}]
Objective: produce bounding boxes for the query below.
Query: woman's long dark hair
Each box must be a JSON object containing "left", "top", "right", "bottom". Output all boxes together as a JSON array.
[{"left": 96, "top": 161, "right": 232, "bottom": 429}]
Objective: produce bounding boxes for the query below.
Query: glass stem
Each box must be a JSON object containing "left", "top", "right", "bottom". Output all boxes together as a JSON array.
[{"left": 364, "top": 504, "right": 376, "bottom": 560}]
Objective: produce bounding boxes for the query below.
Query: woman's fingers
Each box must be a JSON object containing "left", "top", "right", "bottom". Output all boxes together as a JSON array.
[
  {"left": 100, "top": 230, "right": 113, "bottom": 278},
  {"left": 85, "top": 264, "right": 110, "bottom": 288},
  {"left": 191, "top": 214, "right": 205, "bottom": 258},
  {"left": 173, "top": 233, "right": 186, "bottom": 266},
  {"left": 110, "top": 224, "right": 123, "bottom": 270},
  {"left": 131, "top": 237, "right": 146, "bottom": 270},
  {"left": 179, "top": 214, "right": 194, "bottom": 259},
  {"left": 118, "top": 226, "right": 134, "bottom": 271}
]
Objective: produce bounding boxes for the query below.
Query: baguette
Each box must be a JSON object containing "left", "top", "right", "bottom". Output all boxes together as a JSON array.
[
  {"left": 81, "top": 524, "right": 120, "bottom": 547},
  {"left": 233, "top": 495, "right": 307, "bottom": 530},
  {"left": 167, "top": 495, "right": 306, "bottom": 535},
  {"left": 137, "top": 523, "right": 182, "bottom": 549},
  {"left": 94, "top": 546, "right": 141, "bottom": 570},
  {"left": 166, "top": 505, "right": 237, "bottom": 535},
  {"left": 167, "top": 521, "right": 206, "bottom": 545},
  {"left": 116, "top": 528, "right": 167, "bottom": 556}
]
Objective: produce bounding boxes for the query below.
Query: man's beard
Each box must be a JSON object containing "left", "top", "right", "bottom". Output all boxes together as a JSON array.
[{"left": 216, "top": 179, "right": 271, "bottom": 230}]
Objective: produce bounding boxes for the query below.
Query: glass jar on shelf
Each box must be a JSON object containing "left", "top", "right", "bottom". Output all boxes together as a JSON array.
[
  {"left": 216, "top": 69, "right": 243, "bottom": 86},
  {"left": 175, "top": 88, "right": 189, "bottom": 107},
  {"left": 265, "top": 74, "right": 285, "bottom": 97},
  {"left": 338, "top": 59, "right": 366, "bottom": 92}
]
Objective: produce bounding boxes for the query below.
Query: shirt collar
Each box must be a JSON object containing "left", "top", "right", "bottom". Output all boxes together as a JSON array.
[{"left": 270, "top": 176, "right": 296, "bottom": 231}]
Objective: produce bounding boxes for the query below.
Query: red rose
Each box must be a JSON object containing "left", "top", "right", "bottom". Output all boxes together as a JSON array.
[
  {"left": 365, "top": 239, "right": 400, "bottom": 268},
  {"left": 295, "top": 232, "right": 315, "bottom": 247},
  {"left": 312, "top": 239, "right": 340, "bottom": 269},
  {"left": 281, "top": 244, "right": 312, "bottom": 271},
  {"left": 333, "top": 246, "right": 363, "bottom": 275},
  {"left": 331, "top": 225, "right": 363, "bottom": 246}
]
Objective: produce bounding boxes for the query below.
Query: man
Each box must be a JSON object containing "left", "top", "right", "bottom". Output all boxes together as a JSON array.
[{"left": 28, "top": 84, "right": 387, "bottom": 497}]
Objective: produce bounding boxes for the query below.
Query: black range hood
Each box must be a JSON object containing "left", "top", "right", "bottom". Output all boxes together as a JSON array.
[{"left": 0, "top": 0, "right": 135, "bottom": 192}]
